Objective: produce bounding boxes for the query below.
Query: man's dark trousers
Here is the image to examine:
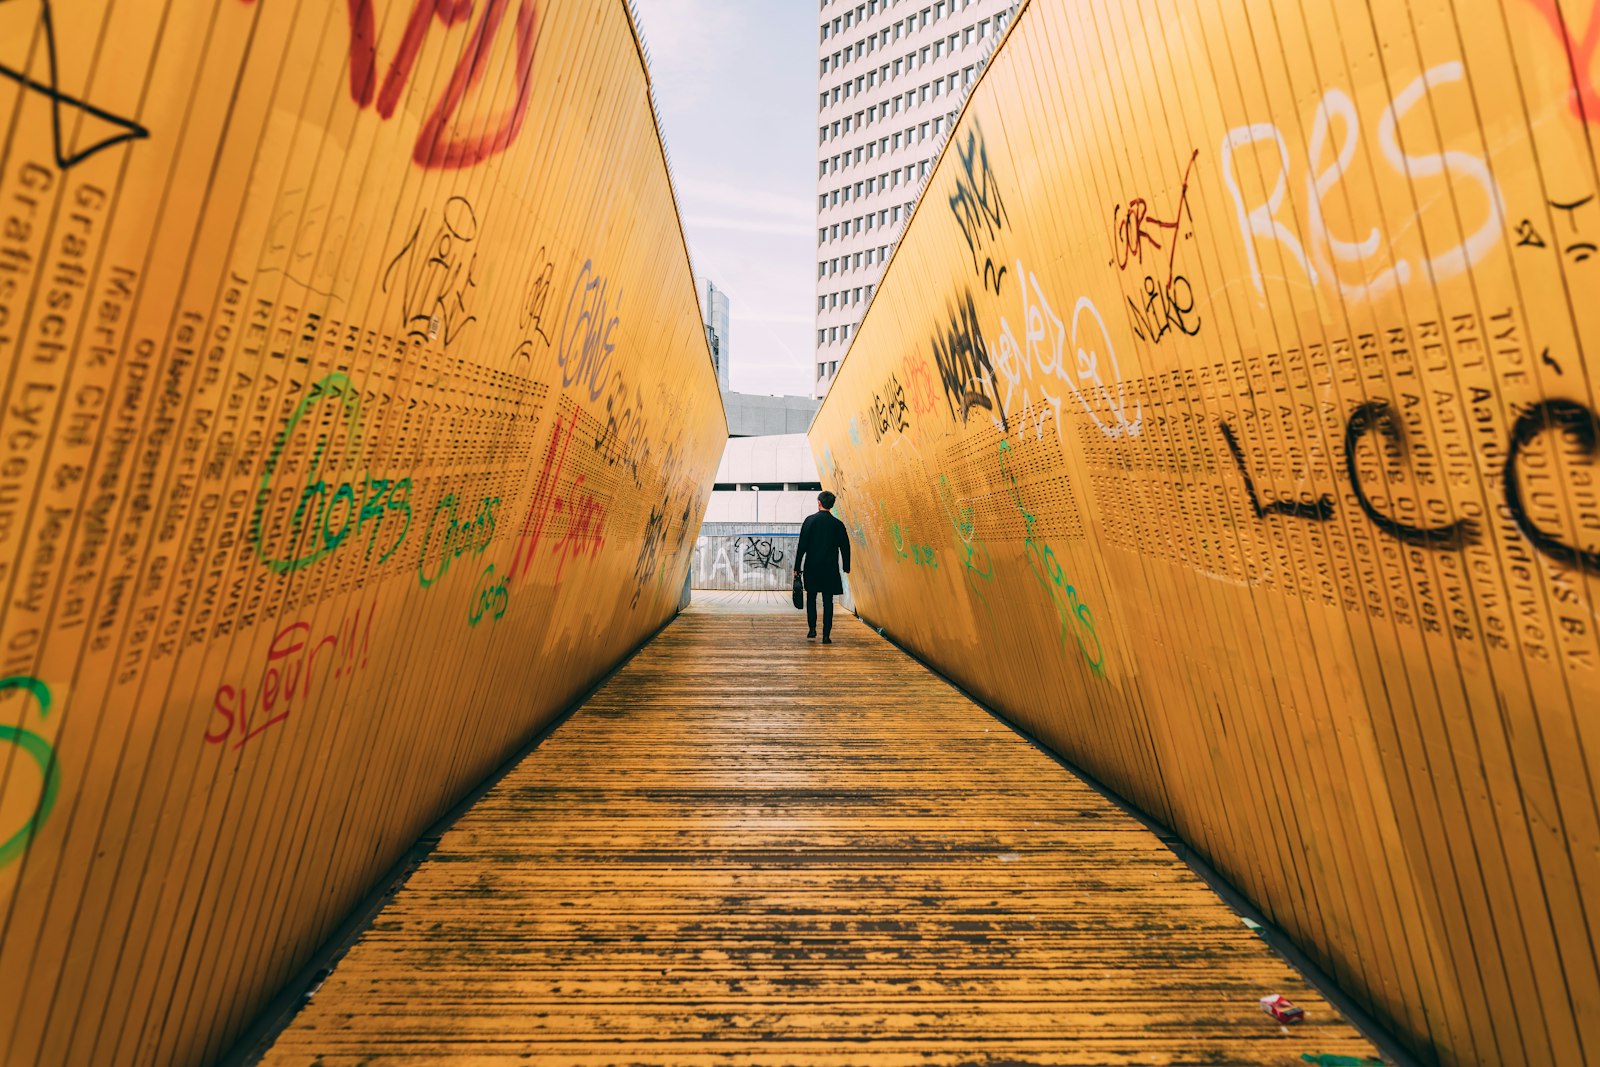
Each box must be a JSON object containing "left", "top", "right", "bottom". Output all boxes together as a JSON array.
[{"left": 806, "top": 589, "right": 834, "bottom": 638}]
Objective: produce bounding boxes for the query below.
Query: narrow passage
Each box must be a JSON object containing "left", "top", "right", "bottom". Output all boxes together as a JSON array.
[{"left": 259, "top": 603, "right": 1382, "bottom": 1065}]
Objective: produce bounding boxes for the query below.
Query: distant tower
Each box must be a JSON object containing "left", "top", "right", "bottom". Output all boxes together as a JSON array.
[
  {"left": 696, "top": 275, "right": 731, "bottom": 391},
  {"left": 813, "top": 0, "right": 1015, "bottom": 398}
]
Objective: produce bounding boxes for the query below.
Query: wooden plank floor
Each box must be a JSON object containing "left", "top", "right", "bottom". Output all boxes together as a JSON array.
[
  {"left": 684, "top": 589, "right": 795, "bottom": 613},
  {"left": 258, "top": 609, "right": 1384, "bottom": 1066}
]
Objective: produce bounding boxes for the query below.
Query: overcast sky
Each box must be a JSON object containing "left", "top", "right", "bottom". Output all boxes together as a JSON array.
[{"left": 631, "top": 0, "right": 817, "bottom": 397}]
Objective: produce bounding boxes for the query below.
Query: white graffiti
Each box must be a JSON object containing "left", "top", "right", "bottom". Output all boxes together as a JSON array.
[
  {"left": 1221, "top": 61, "right": 1505, "bottom": 300},
  {"left": 994, "top": 262, "right": 1142, "bottom": 442},
  {"left": 691, "top": 535, "right": 792, "bottom": 590}
]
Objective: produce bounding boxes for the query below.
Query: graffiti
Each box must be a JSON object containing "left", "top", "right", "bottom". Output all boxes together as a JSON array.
[
  {"left": 593, "top": 373, "right": 652, "bottom": 487},
  {"left": 0, "top": 675, "right": 59, "bottom": 868},
  {"left": 204, "top": 605, "right": 375, "bottom": 749},
  {"left": 823, "top": 447, "right": 871, "bottom": 550},
  {"left": 692, "top": 535, "right": 736, "bottom": 585},
  {"left": 901, "top": 352, "right": 940, "bottom": 417},
  {"left": 469, "top": 564, "right": 509, "bottom": 626},
  {"left": 868, "top": 373, "right": 910, "bottom": 442},
  {"left": 1525, "top": 0, "right": 1600, "bottom": 125},
  {"left": 883, "top": 505, "right": 909, "bottom": 562},
  {"left": 1125, "top": 273, "right": 1201, "bottom": 345},
  {"left": 999, "top": 442, "right": 1103, "bottom": 672},
  {"left": 0, "top": 0, "right": 727, "bottom": 1058},
  {"left": 1219, "top": 419, "right": 1335, "bottom": 521},
  {"left": 558, "top": 259, "right": 622, "bottom": 403},
  {"left": 418, "top": 493, "right": 499, "bottom": 588},
  {"left": 1111, "top": 148, "right": 1199, "bottom": 286},
  {"left": 551, "top": 474, "right": 608, "bottom": 584},
  {"left": 343, "top": 0, "right": 540, "bottom": 168},
  {"left": 673, "top": 484, "right": 702, "bottom": 562},
  {"left": 740, "top": 536, "right": 785, "bottom": 570},
  {"left": 947, "top": 123, "right": 1010, "bottom": 294},
  {"left": 885, "top": 506, "right": 937, "bottom": 569},
  {"left": 1505, "top": 398, "right": 1600, "bottom": 572},
  {"left": 381, "top": 195, "right": 480, "bottom": 348},
  {"left": 994, "top": 268, "right": 1141, "bottom": 441},
  {"left": 510, "top": 247, "right": 557, "bottom": 359},
  {"left": 503, "top": 406, "right": 618, "bottom": 593},
  {"left": 939, "top": 474, "right": 993, "bottom": 606},
  {"left": 0, "top": 0, "right": 149, "bottom": 170},
  {"left": 931, "top": 289, "right": 1007, "bottom": 431},
  {"left": 805, "top": 10, "right": 1600, "bottom": 1060},
  {"left": 690, "top": 534, "right": 802, "bottom": 591},
  {"left": 509, "top": 406, "right": 575, "bottom": 584},
  {"left": 630, "top": 501, "right": 668, "bottom": 607},
  {"left": 260, "top": 194, "right": 366, "bottom": 299},
  {"left": 250, "top": 373, "right": 412, "bottom": 574},
  {"left": 1513, "top": 194, "right": 1598, "bottom": 265},
  {"left": 1345, "top": 400, "right": 1475, "bottom": 548},
  {"left": 1165, "top": 385, "right": 1600, "bottom": 582},
  {"left": 1221, "top": 62, "right": 1503, "bottom": 298}
]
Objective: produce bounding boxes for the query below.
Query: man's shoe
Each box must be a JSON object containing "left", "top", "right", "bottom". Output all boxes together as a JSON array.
[
  {"left": 807, "top": 630, "right": 816, "bottom": 639},
  {"left": 822, "top": 636, "right": 833, "bottom": 644}
]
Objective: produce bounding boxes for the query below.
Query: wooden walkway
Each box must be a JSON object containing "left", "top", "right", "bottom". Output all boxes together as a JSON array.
[
  {"left": 685, "top": 588, "right": 795, "bottom": 613},
  {"left": 258, "top": 609, "right": 1383, "bottom": 1065}
]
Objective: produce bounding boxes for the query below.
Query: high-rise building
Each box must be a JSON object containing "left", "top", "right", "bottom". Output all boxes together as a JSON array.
[
  {"left": 696, "top": 275, "right": 732, "bottom": 390},
  {"left": 813, "top": 0, "right": 1014, "bottom": 398}
]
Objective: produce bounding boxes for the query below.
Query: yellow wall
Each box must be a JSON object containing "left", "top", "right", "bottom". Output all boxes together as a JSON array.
[
  {"left": 0, "top": 1, "right": 724, "bottom": 1063},
  {"left": 811, "top": 0, "right": 1600, "bottom": 1063}
]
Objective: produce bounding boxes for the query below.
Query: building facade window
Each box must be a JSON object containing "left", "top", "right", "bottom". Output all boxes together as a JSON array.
[{"left": 814, "top": 0, "right": 1007, "bottom": 398}]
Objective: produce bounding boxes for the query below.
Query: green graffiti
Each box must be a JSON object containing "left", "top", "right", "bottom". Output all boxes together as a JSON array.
[
  {"left": 880, "top": 503, "right": 937, "bottom": 568},
  {"left": 1300, "top": 1055, "right": 1384, "bottom": 1066},
  {"left": 0, "top": 676, "right": 60, "bottom": 869},
  {"left": 999, "top": 441, "right": 1104, "bottom": 673},
  {"left": 418, "top": 494, "right": 499, "bottom": 589},
  {"left": 938, "top": 473, "right": 993, "bottom": 604},
  {"left": 469, "top": 563, "right": 510, "bottom": 626},
  {"left": 251, "top": 373, "right": 413, "bottom": 573}
]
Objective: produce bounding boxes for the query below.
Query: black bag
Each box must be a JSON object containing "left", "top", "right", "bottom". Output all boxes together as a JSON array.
[{"left": 792, "top": 572, "right": 804, "bottom": 610}]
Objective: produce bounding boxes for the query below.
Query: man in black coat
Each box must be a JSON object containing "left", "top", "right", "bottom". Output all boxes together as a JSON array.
[{"left": 794, "top": 490, "right": 851, "bottom": 643}]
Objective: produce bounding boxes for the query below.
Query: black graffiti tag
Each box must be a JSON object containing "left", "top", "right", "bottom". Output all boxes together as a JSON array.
[
  {"left": 1345, "top": 400, "right": 1474, "bottom": 548},
  {"left": 739, "top": 536, "right": 785, "bottom": 570},
  {"left": 948, "top": 123, "right": 1009, "bottom": 294},
  {"left": 1219, "top": 420, "right": 1334, "bottom": 521},
  {"left": 869, "top": 373, "right": 910, "bottom": 441},
  {"left": 0, "top": 0, "right": 149, "bottom": 170},
  {"left": 380, "top": 195, "right": 480, "bottom": 348},
  {"left": 930, "top": 290, "right": 1006, "bottom": 431}
]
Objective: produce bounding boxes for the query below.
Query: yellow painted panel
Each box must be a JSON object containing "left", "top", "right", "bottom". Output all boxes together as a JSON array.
[
  {"left": 810, "top": 1, "right": 1600, "bottom": 1064},
  {"left": 0, "top": 1, "right": 724, "bottom": 1064}
]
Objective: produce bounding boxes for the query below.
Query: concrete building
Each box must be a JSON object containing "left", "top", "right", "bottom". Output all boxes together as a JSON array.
[
  {"left": 704, "top": 434, "right": 823, "bottom": 524},
  {"left": 721, "top": 390, "right": 819, "bottom": 437},
  {"left": 696, "top": 275, "right": 732, "bottom": 390},
  {"left": 813, "top": 0, "right": 1015, "bottom": 397},
  {"left": 692, "top": 433, "right": 824, "bottom": 593},
  {"left": 689, "top": 273, "right": 824, "bottom": 579}
]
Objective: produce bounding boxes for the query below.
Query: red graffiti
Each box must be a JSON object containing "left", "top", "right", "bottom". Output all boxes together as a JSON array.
[
  {"left": 510, "top": 408, "right": 574, "bottom": 583},
  {"left": 510, "top": 408, "right": 609, "bottom": 586},
  {"left": 1527, "top": 0, "right": 1600, "bottom": 125},
  {"left": 1110, "top": 148, "right": 1199, "bottom": 287},
  {"left": 551, "top": 474, "right": 608, "bottom": 583},
  {"left": 204, "top": 605, "right": 375, "bottom": 749},
  {"left": 901, "top": 351, "right": 940, "bottom": 418},
  {"left": 343, "top": 0, "right": 539, "bottom": 169}
]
